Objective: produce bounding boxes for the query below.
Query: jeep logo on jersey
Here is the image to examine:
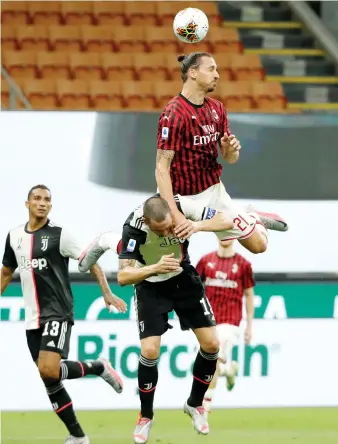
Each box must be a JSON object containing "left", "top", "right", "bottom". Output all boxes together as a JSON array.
[
  {"left": 20, "top": 257, "right": 48, "bottom": 271},
  {"left": 159, "top": 237, "right": 185, "bottom": 247}
]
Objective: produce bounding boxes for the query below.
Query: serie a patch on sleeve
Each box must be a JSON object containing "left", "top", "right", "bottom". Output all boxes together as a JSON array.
[
  {"left": 204, "top": 207, "right": 217, "bottom": 219},
  {"left": 127, "top": 239, "right": 136, "bottom": 252},
  {"left": 162, "top": 127, "right": 169, "bottom": 140}
]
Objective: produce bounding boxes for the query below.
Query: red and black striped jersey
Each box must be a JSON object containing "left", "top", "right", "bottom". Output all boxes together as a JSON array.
[
  {"left": 196, "top": 251, "right": 255, "bottom": 326},
  {"left": 157, "top": 94, "right": 231, "bottom": 196}
]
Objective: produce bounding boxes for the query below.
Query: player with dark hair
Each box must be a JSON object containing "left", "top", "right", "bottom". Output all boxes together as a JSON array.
[
  {"left": 1, "top": 185, "right": 127, "bottom": 444},
  {"left": 155, "top": 52, "right": 288, "bottom": 252},
  {"left": 79, "top": 194, "right": 235, "bottom": 443},
  {"left": 118, "top": 196, "right": 235, "bottom": 443},
  {"left": 196, "top": 240, "right": 255, "bottom": 416}
]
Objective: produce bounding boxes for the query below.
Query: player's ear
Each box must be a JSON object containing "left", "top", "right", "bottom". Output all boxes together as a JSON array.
[
  {"left": 25, "top": 200, "right": 29, "bottom": 209},
  {"left": 189, "top": 67, "right": 197, "bottom": 80}
]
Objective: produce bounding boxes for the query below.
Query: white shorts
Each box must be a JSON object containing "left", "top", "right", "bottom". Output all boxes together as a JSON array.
[
  {"left": 185, "top": 182, "right": 256, "bottom": 241},
  {"left": 216, "top": 323, "right": 241, "bottom": 363}
]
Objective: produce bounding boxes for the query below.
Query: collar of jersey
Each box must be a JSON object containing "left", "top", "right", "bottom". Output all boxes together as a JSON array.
[
  {"left": 24, "top": 219, "right": 50, "bottom": 234},
  {"left": 179, "top": 93, "right": 205, "bottom": 109}
]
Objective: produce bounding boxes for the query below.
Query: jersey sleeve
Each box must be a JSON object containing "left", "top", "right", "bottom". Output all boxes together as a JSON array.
[
  {"left": 59, "top": 228, "right": 83, "bottom": 260},
  {"left": 196, "top": 256, "right": 207, "bottom": 282},
  {"left": 2, "top": 233, "right": 18, "bottom": 270},
  {"left": 157, "top": 110, "right": 184, "bottom": 152},
  {"left": 177, "top": 195, "right": 217, "bottom": 222},
  {"left": 242, "top": 261, "right": 255, "bottom": 289},
  {"left": 118, "top": 224, "right": 146, "bottom": 260}
]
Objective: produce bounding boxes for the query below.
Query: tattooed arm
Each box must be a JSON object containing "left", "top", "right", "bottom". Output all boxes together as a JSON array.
[
  {"left": 117, "top": 258, "right": 158, "bottom": 286},
  {"left": 155, "top": 149, "right": 180, "bottom": 215}
]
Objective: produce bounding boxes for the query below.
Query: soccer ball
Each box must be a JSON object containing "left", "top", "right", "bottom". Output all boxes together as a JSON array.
[{"left": 173, "top": 8, "right": 209, "bottom": 44}]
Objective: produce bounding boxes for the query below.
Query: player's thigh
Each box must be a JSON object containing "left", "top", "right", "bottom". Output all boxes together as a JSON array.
[
  {"left": 135, "top": 283, "right": 173, "bottom": 340},
  {"left": 26, "top": 328, "right": 43, "bottom": 363},
  {"left": 182, "top": 186, "right": 214, "bottom": 207},
  {"left": 39, "top": 320, "right": 72, "bottom": 359},
  {"left": 211, "top": 184, "right": 256, "bottom": 241},
  {"left": 217, "top": 323, "right": 240, "bottom": 362},
  {"left": 173, "top": 267, "right": 216, "bottom": 332}
]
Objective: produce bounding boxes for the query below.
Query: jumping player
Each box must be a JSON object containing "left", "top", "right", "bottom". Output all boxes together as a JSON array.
[
  {"left": 1, "top": 185, "right": 126, "bottom": 444},
  {"left": 155, "top": 52, "right": 288, "bottom": 249}
]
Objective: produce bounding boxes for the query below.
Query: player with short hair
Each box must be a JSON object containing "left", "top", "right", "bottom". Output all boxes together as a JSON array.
[
  {"left": 118, "top": 195, "right": 235, "bottom": 443},
  {"left": 195, "top": 240, "right": 255, "bottom": 416},
  {"left": 1, "top": 185, "right": 127, "bottom": 444},
  {"left": 79, "top": 194, "right": 235, "bottom": 443},
  {"left": 155, "top": 52, "right": 288, "bottom": 251}
]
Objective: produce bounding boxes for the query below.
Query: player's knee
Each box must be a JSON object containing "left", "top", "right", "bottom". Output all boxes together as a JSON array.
[
  {"left": 38, "top": 363, "right": 60, "bottom": 382},
  {"left": 200, "top": 337, "right": 220, "bottom": 354},
  {"left": 141, "top": 342, "right": 160, "bottom": 360},
  {"left": 250, "top": 239, "right": 267, "bottom": 254}
]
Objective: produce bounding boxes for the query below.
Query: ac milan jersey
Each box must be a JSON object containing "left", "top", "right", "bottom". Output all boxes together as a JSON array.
[
  {"left": 196, "top": 252, "right": 255, "bottom": 326},
  {"left": 157, "top": 94, "right": 231, "bottom": 196},
  {"left": 2, "top": 220, "right": 82, "bottom": 330}
]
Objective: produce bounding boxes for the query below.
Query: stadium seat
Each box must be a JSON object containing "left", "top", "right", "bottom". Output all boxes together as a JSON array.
[
  {"left": 209, "top": 28, "right": 242, "bottom": 53},
  {"left": 145, "top": 27, "right": 180, "bottom": 53},
  {"left": 16, "top": 25, "right": 50, "bottom": 51},
  {"left": 113, "top": 27, "right": 146, "bottom": 53},
  {"left": 56, "top": 79, "right": 91, "bottom": 110},
  {"left": 89, "top": 80, "right": 124, "bottom": 110},
  {"left": 23, "top": 78, "right": 57, "bottom": 109},
  {"left": 37, "top": 52, "right": 70, "bottom": 80},
  {"left": 1, "top": 26, "right": 18, "bottom": 51},
  {"left": 48, "top": 25, "right": 82, "bottom": 52},
  {"left": 231, "top": 54, "right": 265, "bottom": 81},
  {"left": 80, "top": 25, "right": 114, "bottom": 53},
  {"left": 219, "top": 82, "right": 254, "bottom": 112},
  {"left": 122, "top": 81, "right": 156, "bottom": 109},
  {"left": 1, "top": 1, "right": 28, "bottom": 25},
  {"left": 217, "top": 54, "right": 234, "bottom": 81},
  {"left": 124, "top": 2, "right": 157, "bottom": 26},
  {"left": 252, "top": 81, "right": 286, "bottom": 110},
  {"left": 194, "top": 2, "right": 221, "bottom": 26},
  {"left": 92, "top": 2, "right": 125, "bottom": 26},
  {"left": 133, "top": 54, "right": 167, "bottom": 81},
  {"left": 101, "top": 53, "right": 135, "bottom": 81},
  {"left": 28, "top": 1, "right": 62, "bottom": 25},
  {"left": 61, "top": 1, "right": 93, "bottom": 25},
  {"left": 164, "top": 54, "right": 184, "bottom": 81},
  {"left": 1, "top": 79, "right": 10, "bottom": 108},
  {"left": 3, "top": 51, "right": 37, "bottom": 79},
  {"left": 154, "top": 81, "right": 182, "bottom": 108},
  {"left": 69, "top": 52, "right": 102, "bottom": 81},
  {"left": 155, "top": 2, "right": 181, "bottom": 26}
]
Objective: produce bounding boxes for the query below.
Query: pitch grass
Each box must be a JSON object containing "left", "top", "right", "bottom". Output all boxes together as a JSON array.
[{"left": 2, "top": 407, "right": 338, "bottom": 444}]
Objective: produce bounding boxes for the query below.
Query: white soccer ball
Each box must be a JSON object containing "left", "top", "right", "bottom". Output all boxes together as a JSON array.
[{"left": 173, "top": 8, "right": 209, "bottom": 44}]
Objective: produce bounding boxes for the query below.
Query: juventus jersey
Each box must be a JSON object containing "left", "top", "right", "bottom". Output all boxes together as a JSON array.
[
  {"left": 2, "top": 219, "right": 82, "bottom": 330},
  {"left": 119, "top": 195, "right": 216, "bottom": 283}
]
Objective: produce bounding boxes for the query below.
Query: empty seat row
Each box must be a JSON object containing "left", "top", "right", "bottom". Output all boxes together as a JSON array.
[
  {"left": 2, "top": 51, "right": 264, "bottom": 82},
  {"left": 1, "top": 25, "right": 241, "bottom": 53},
  {"left": 2, "top": 79, "right": 286, "bottom": 112},
  {"left": 2, "top": 1, "right": 221, "bottom": 26}
]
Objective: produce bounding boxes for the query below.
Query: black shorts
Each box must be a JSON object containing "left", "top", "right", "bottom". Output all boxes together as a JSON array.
[
  {"left": 26, "top": 320, "right": 72, "bottom": 362},
  {"left": 134, "top": 266, "right": 216, "bottom": 339}
]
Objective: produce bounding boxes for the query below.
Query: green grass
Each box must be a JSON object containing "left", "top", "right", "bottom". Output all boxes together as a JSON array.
[{"left": 2, "top": 408, "right": 338, "bottom": 444}]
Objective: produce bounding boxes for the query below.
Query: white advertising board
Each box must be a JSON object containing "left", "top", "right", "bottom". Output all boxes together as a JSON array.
[{"left": 1, "top": 320, "right": 337, "bottom": 411}]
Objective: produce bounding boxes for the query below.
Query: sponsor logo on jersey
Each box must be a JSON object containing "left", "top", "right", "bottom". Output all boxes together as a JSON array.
[
  {"left": 204, "top": 207, "right": 216, "bottom": 220},
  {"left": 127, "top": 239, "right": 136, "bottom": 252},
  {"left": 20, "top": 257, "right": 48, "bottom": 271},
  {"left": 162, "top": 127, "right": 169, "bottom": 140},
  {"left": 159, "top": 236, "right": 185, "bottom": 247}
]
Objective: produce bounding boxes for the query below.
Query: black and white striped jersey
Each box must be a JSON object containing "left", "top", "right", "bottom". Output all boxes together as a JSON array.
[
  {"left": 119, "top": 194, "right": 216, "bottom": 283},
  {"left": 2, "top": 219, "right": 82, "bottom": 330}
]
